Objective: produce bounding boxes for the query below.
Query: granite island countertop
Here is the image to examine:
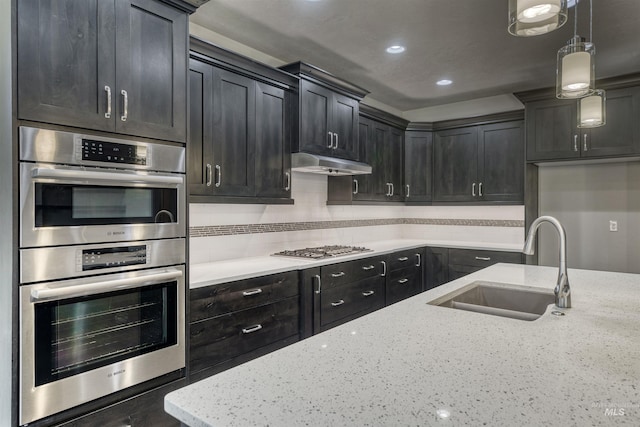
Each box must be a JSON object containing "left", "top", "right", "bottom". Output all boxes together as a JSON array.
[
  {"left": 167, "top": 263, "right": 640, "bottom": 426},
  {"left": 189, "top": 238, "right": 523, "bottom": 289}
]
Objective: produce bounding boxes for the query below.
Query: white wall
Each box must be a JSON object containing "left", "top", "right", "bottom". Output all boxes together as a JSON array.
[
  {"left": 190, "top": 173, "right": 524, "bottom": 263},
  {"left": 538, "top": 161, "right": 640, "bottom": 273}
]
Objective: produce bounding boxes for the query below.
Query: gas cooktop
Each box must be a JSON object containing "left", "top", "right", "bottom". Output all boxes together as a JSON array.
[{"left": 272, "top": 245, "right": 372, "bottom": 259}]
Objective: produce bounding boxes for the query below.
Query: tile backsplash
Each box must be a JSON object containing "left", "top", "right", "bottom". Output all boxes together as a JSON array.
[{"left": 189, "top": 172, "right": 525, "bottom": 264}]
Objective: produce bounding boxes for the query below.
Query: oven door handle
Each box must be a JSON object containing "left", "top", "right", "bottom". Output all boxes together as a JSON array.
[
  {"left": 31, "top": 168, "right": 184, "bottom": 185},
  {"left": 30, "top": 269, "right": 183, "bottom": 302}
]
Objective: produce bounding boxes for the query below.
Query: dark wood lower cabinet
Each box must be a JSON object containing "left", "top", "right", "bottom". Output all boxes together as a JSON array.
[
  {"left": 189, "top": 296, "right": 300, "bottom": 375},
  {"left": 56, "top": 378, "right": 187, "bottom": 427},
  {"left": 188, "top": 271, "right": 302, "bottom": 380},
  {"left": 426, "top": 247, "right": 524, "bottom": 288}
]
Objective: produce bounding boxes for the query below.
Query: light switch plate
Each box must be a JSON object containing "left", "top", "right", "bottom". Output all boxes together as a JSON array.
[{"left": 609, "top": 220, "right": 618, "bottom": 232}]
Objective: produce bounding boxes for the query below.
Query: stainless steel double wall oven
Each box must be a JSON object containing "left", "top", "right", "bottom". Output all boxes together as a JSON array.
[{"left": 18, "top": 127, "right": 187, "bottom": 425}]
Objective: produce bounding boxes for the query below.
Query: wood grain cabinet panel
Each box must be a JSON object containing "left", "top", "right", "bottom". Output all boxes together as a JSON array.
[{"left": 18, "top": 0, "right": 187, "bottom": 142}]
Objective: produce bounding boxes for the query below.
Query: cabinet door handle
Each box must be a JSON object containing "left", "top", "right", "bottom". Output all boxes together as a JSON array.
[
  {"left": 398, "top": 278, "right": 409, "bottom": 284},
  {"left": 381, "top": 261, "right": 387, "bottom": 277},
  {"left": 397, "top": 256, "right": 409, "bottom": 262},
  {"left": 406, "top": 184, "right": 410, "bottom": 198},
  {"left": 104, "top": 85, "right": 112, "bottom": 119},
  {"left": 416, "top": 253, "right": 421, "bottom": 267},
  {"left": 120, "top": 89, "right": 128, "bottom": 122},
  {"left": 574, "top": 134, "right": 579, "bottom": 151},
  {"left": 334, "top": 133, "right": 339, "bottom": 149},
  {"left": 215, "top": 165, "right": 221, "bottom": 187},
  {"left": 331, "top": 299, "right": 345, "bottom": 307},
  {"left": 390, "top": 183, "right": 394, "bottom": 196},
  {"left": 314, "top": 274, "right": 322, "bottom": 294},
  {"left": 242, "top": 324, "right": 263, "bottom": 334},
  {"left": 285, "top": 172, "right": 291, "bottom": 191},
  {"left": 583, "top": 134, "right": 588, "bottom": 151},
  {"left": 242, "top": 288, "right": 263, "bottom": 296},
  {"left": 479, "top": 182, "right": 483, "bottom": 197},
  {"left": 353, "top": 178, "right": 359, "bottom": 195},
  {"left": 331, "top": 271, "right": 345, "bottom": 278},
  {"left": 362, "top": 290, "right": 375, "bottom": 297},
  {"left": 475, "top": 256, "right": 491, "bottom": 261},
  {"left": 327, "top": 132, "right": 333, "bottom": 148},
  {"left": 206, "top": 164, "right": 212, "bottom": 187},
  {"left": 472, "top": 182, "right": 476, "bottom": 197},
  {"left": 362, "top": 265, "right": 375, "bottom": 271}
]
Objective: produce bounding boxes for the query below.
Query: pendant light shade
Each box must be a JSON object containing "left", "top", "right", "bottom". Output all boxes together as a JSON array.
[
  {"left": 556, "top": 36, "right": 595, "bottom": 98},
  {"left": 578, "top": 89, "right": 606, "bottom": 127},
  {"left": 508, "top": 0, "right": 568, "bottom": 36}
]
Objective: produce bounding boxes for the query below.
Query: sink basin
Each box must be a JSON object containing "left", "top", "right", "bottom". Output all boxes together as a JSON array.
[{"left": 428, "top": 281, "right": 555, "bottom": 321}]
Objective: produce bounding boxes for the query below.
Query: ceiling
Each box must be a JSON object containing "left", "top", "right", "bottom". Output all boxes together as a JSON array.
[{"left": 191, "top": 0, "right": 640, "bottom": 112}]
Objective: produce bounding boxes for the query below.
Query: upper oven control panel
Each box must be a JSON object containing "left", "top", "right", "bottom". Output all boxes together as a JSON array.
[
  {"left": 81, "top": 140, "right": 147, "bottom": 166},
  {"left": 19, "top": 126, "right": 185, "bottom": 173}
]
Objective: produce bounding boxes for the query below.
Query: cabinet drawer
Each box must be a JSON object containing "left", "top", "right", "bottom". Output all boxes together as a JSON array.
[
  {"left": 448, "top": 249, "right": 522, "bottom": 268},
  {"left": 189, "top": 296, "right": 299, "bottom": 373},
  {"left": 190, "top": 271, "right": 298, "bottom": 322},
  {"left": 389, "top": 249, "right": 423, "bottom": 271},
  {"left": 320, "top": 256, "right": 385, "bottom": 289},
  {"left": 320, "top": 276, "right": 385, "bottom": 327},
  {"left": 386, "top": 266, "right": 423, "bottom": 305}
]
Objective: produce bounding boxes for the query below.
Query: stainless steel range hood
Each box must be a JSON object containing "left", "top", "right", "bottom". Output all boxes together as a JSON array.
[{"left": 291, "top": 152, "right": 372, "bottom": 175}]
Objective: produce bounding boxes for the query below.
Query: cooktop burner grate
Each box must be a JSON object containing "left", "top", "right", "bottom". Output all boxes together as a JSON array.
[{"left": 272, "top": 245, "right": 372, "bottom": 259}]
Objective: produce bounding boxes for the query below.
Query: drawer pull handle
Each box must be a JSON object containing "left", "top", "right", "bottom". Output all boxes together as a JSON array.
[
  {"left": 242, "top": 288, "right": 263, "bottom": 297},
  {"left": 362, "top": 265, "right": 375, "bottom": 271},
  {"left": 331, "top": 300, "right": 345, "bottom": 307},
  {"left": 362, "top": 290, "right": 375, "bottom": 297},
  {"left": 242, "top": 324, "right": 263, "bottom": 334},
  {"left": 475, "top": 256, "right": 491, "bottom": 261},
  {"left": 331, "top": 272, "right": 346, "bottom": 278},
  {"left": 398, "top": 278, "right": 409, "bottom": 284},
  {"left": 397, "top": 256, "right": 409, "bottom": 262}
]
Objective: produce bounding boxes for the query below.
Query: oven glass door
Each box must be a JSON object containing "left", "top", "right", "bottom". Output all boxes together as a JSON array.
[
  {"left": 33, "top": 282, "right": 177, "bottom": 387},
  {"left": 35, "top": 183, "right": 178, "bottom": 227}
]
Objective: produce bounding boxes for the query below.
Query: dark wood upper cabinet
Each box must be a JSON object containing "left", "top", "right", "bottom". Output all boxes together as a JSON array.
[
  {"left": 298, "top": 79, "right": 359, "bottom": 160},
  {"left": 433, "top": 127, "right": 479, "bottom": 202},
  {"left": 434, "top": 120, "right": 524, "bottom": 203},
  {"left": 522, "top": 84, "right": 640, "bottom": 162},
  {"left": 114, "top": 0, "right": 187, "bottom": 142},
  {"left": 211, "top": 68, "right": 256, "bottom": 197},
  {"left": 280, "top": 62, "right": 369, "bottom": 162},
  {"left": 404, "top": 130, "right": 433, "bottom": 203},
  {"left": 188, "top": 38, "right": 296, "bottom": 203},
  {"left": 18, "top": 0, "right": 188, "bottom": 143},
  {"left": 478, "top": 121, "right": 525, "bottom": 202},
  {"left": 255, "top": 82, "right": 291, "bottom": 199}
]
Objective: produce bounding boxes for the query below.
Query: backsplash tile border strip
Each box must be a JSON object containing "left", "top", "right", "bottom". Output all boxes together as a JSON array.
[{"left": 189, "top": 218, "right": 524, "bottom": 237}]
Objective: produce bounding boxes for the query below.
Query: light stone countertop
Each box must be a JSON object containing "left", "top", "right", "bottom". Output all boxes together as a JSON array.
[
  {"left": 166, "top": 263, "right": 640, "bottom": 426},
  {"left": 189, "top": 239, "right": 523, "bottom": 289}
]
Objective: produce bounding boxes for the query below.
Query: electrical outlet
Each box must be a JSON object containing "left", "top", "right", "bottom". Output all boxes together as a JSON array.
[{"left": 609, "top": 220, "right": 618, "bottom": 232}]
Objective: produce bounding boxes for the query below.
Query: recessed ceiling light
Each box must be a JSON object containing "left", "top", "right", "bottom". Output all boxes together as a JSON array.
[
  {"left": 386, "top": 45, "right": 406, "bottom": 54},
  {"left": 436, "top": 79, "right": 453, "bottom": 86}
]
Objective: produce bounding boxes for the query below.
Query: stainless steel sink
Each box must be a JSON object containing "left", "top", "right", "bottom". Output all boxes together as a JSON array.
[{"left": 428, "top": 281, "right": 555, "bottom": 321}]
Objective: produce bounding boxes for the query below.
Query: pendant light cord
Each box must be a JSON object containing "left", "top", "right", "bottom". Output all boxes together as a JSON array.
[
  {"left": 574, "top": 0, "right": 578, "bottom": 38},
  {"left": 590, "top": 0, "right": 593, "bottom": 43}
]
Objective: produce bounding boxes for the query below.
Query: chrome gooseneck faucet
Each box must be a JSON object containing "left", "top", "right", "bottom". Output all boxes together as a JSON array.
[{"left": 523, "top": 216, "right": 571, "bottom": 308}]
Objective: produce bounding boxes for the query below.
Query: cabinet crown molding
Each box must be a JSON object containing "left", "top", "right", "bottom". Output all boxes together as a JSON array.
[{"left": 280, "top": 62, "right": 370, "bottom": 101}]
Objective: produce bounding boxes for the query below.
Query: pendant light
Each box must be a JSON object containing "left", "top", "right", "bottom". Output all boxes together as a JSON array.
[
  {"left": 556, "top": 0, "right": 595, "bottom": 99},
  {"left": 578, "top": 89, "right": 606, "bottom": 127},
  {"left": 508, "top": 0, "right": 568, "bottom": 36}
]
